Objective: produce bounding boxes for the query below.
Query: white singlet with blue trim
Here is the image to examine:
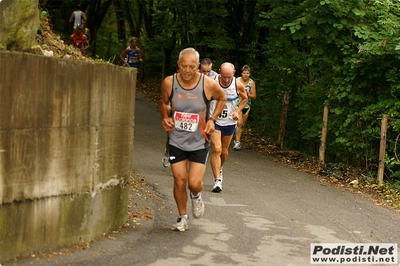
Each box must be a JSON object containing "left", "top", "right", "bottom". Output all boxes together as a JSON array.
[{"left": 210, "top": 74, "right": 239, "bottom": 127}]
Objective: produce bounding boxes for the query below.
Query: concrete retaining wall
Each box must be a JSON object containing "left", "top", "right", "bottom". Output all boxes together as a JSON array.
[{"left": 0, "top": 51, "right": 137, "bottom": 261}]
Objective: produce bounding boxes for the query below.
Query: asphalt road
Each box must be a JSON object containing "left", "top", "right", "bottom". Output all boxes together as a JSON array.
[{"left": 6, "top": 93, "right": 400, "bottom": 266}]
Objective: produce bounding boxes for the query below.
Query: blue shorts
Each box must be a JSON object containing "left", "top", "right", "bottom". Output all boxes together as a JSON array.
[
  {"left": 168, "top": 145, "right": 210, "bottom": 165},
  {"left": 215, "top": 124, "right": 236, "bottom": 137}
]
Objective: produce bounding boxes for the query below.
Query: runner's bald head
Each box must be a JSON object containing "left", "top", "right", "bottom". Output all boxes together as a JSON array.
[
  {"left": 220, "top": 62, "right": 235, "bottom": 74},
  {"left": 220, "top": 62, "right": 235, "bottom": 71}
]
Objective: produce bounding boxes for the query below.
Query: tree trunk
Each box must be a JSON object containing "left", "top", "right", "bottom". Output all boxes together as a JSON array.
[
  {"left": 141, "top": 0, "right": 155, "bottom": 38},
  {"left": 238, "top": 0, "right": 257, "bottom": 66},
  {"left": 123, "top": 0, "right": 137, "bottom": 37},
  {"left": 114, "top": 0, "right": 127, "bottom": 51},
  {"left": 277, "top": 91, "right": 290, "bottom": 149},
  {"left": 227, "top": 0, "right": 257, "bottom": 66},
  {"left": 86, "top": 0, "right": 113, "bottom": 56}
]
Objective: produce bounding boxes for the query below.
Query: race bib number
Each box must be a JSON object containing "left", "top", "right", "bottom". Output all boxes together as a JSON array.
[
  {"left": 219, "top": 108, "right": 229, "bottom": 119},
  {"left": 174, "top": 111, "right": 199, "bottom": 132},
  {"left": 128, "top": 56, "right": 138, "bottom": 63}
]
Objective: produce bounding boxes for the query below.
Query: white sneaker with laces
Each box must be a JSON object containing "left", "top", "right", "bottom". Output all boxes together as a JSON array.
[
  {"left": 212, "top": 178, "right": 223, "bottom": 193},
  {"left": 191, "top": 193, "right": 205, "bottom": 219},
  {"left": 171, "top": 215, "right": 189, "bottom": 231},
  {"left": 233, "top": 140, "right": 241, "bottom": 150}
]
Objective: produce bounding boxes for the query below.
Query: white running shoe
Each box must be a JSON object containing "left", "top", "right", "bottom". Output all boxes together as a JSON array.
[
  {"left": 171, "top": 215, "right": 189, "bottom": 231},
  {"left": 233, "top": 140, "right": 241, "bottom": 151},
  {"left": 212, "top": 179, "right": 223, "bottom": 193},
  {"left": 162, "top": 149, "right": 170, "bottom": 168},
  {"left": 191, "top": 193, "right": 205, "bottom": 219}
]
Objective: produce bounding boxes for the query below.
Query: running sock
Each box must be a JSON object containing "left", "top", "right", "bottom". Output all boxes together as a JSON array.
[{"left": 190, "top": 191, "right": 200, "bottom": 199}]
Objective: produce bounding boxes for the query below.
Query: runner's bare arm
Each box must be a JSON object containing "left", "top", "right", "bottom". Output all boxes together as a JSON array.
[
  {"left": 204, "top": 78, "right": 226, "bottom": 134},
  {"left": 119, "top": 48, "right": 129, "bottom": 66},
  {"left": 138, "top": 48, "right": 143, "bottom": 62},
  {"left": 84, "top": 35, "right": 90, "bottom": 50},
  {"left": 232, "top": 81, "right": 248, "bottom": 120},
  {"left": 160, "top": 76, "right": 174, "bottom": 132},
  {"left": 249, "top": 80, "right": 257, "bottom": 100}
]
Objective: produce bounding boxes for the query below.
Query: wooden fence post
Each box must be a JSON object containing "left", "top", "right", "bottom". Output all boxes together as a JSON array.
[
  {"left": 319, "top": 105, "right": 329, "bottom": 164},
  {"left": 378, "top": 114, "right": 388, "bottom": 184},
  {"left": 277, "top": 91, "right": 290, "bottom": 149}
]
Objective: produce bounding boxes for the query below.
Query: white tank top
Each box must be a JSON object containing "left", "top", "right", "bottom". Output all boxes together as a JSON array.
[
  {"left": 210, "top": 75, "right": 239, "bottom": 126},
  {"left": 73, "top": 11, "right": 83, "bottom": 29}
]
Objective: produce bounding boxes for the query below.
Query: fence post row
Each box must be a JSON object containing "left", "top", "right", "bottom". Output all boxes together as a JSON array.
[{"left": 318, "top": 107, "right": 389, "bottom": 183}]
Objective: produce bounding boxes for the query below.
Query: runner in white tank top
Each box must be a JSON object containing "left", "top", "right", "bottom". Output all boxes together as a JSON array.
[
  {"left": 69, "top": 4, "right": 87, "bottom": 31},
  {"left": 209, "top": 63, "right": 248, "bottom": 193}
]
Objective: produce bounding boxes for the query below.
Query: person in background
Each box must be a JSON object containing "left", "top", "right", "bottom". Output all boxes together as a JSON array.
[
  {"left": 120, "top": 37, "right": 143, "bottom": 68},
  {"left": 69, "top": 4, "right": 87, "bottom": 32},
  {"left": 209, "top": 63, "right": 248, "bottom": 192},
  {"left": 69, "top": 24, "right": 90, "bottom": 55},
  {"left": 81, "top": 18, "right": 91, "bottom": 55},
  {"left": 199, "top": 58, "right": 218, "bottom": 79},
  {"left": 233, "top": 65, "right": 257, "bottom": 151},
  {"left": 160, "top": 48, "right": 226, "bottom": 231}
]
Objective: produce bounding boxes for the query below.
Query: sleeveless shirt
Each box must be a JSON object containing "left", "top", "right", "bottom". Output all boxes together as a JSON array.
[
  {"left": 126, "top": 47, "right": 140, "bottom": 68},
  {"left": 73, "top": 11, "right": 83, "bottom": 29},
  {"left": 169, "top": 74, "right": 211, "bottom": 151},
  {"left": 211, "top": 74, "right": 239, "bottom": 127},
  {"left": 71, "top": 33, "right": 85, "bottom": 50},
  {"left": 237, "top": 77, "right": 253, "bottom": 106}
]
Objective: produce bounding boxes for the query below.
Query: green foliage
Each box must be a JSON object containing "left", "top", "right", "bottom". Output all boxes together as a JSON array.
[
  {"left": 255, "top": 0, "right": 400, "bottom": 180},
  {"left": 95, "top": 4, "right": 122, "bottom": 63},
  {"left": 248, "top": 67, "right": 283, "bottom": 138}
]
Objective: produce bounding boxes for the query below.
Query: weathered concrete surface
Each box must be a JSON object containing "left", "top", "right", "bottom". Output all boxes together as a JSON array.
[
  {"left": 0, "top": 185, "right": 128, "bottom": 257},
  {"left": 0, "top": 51, "right": 137, "bottom": 260},
  {"left": 0, "top": 0, "right": 40, "bottom": 51}
]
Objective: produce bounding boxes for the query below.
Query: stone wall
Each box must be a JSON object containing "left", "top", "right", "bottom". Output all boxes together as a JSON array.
[
  {"left": 0, "top": 51, "right": 137, "bottom": 261},
  {"left": 0, "top": 0, "right": 40, "bottom": 51}
]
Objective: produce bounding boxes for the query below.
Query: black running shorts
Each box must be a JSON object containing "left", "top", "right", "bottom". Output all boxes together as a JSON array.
[{"left": 168, "top": 145, "right": 210, "bottom": 165}]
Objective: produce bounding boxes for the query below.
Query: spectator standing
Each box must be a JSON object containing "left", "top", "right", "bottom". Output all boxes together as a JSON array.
[
  {"left": 120, "top": 37, "right": 143, "bottom": 68},
  {"left": 233, "top": 65, "right": 257, "bottom": 150},
  {"left": 160, "top": 48, "right": 226, "bottom": 231},
  {"left": 69, "top": 4, "right": 87, "bottom": 32},
  {"left": 209, "top": 63, "right": 248, "bottom": 192}
]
